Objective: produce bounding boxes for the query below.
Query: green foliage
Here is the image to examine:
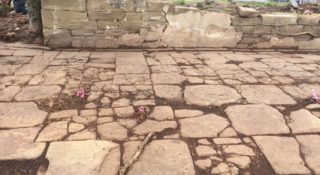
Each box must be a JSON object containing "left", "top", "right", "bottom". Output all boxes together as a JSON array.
[
  {"left": 237, "top": 1, "right": 290, "bottom": 8},
  {"left": 172, "top": 0, "right": 204, "bottom": 5},
  {"left": 173, "top": 0, "right": 186, "bottom": 5}
]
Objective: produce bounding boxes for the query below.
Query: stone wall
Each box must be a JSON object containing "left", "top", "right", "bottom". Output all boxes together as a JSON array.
[
  {"left": 232, "top": 13, "right": 320, "bottom": 50},
  {"left": 41, "top": 0, "right": 320, "bottom": 50}
]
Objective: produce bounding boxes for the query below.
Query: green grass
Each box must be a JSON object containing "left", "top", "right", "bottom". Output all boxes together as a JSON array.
[
  {"left": 237, "top": 1, "right": 290, "bottom": 8},
  {"left": 172, "top": 0, "right": 203, "bottom": 5}
]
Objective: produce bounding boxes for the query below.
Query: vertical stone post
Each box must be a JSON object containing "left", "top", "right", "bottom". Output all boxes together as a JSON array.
[{"left": 28, "top": 0, "right": 42, "bottom": 39}]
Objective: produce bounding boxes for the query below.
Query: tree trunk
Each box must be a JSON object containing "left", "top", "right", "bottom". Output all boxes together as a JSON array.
[{"left": 27, "top": 0, "right": 42, "bottom": 38}]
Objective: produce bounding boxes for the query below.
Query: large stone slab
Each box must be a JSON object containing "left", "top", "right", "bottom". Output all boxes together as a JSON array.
[
  {"left": 0, "top": 102, "right": 47, "bottom": 128},
  {"left": 116, "top": 52, "right": 147, "bottom": 66},
  {"left": 127, "top": 140, "right": 196, "bottom": 175},
  {"left": 0, "top": 128, "right": 46, "bottom": 160},
  {"left": 151, "top": 73, "right": 186, "bottom": 85},
  {"left": 184, "top": 85, "right": 242, "bottom": 106},
  {"left": 154, "top": 85, "right": 182, "bottom": 100},
  {"left": 45, "top": 140, "right": 119, "bottom": 175},
  {"left": 132, "top": 120, "right": 177, "bottom": 135},
  {"left": 238, "top": 85, "right": 296, "bottom": 105},
  {"left": 37, "top": 121, "right": 68, "bottom": 142},
  {"left": 225, "top": 104, "right": 289, "bottom": 135},
  {"left": 289, "top": 109, "right": 320, "bottom": 134},
  {"left": 97, "top": 122, "right": 128, "bottom": 141},
  {"left": 261, "top": 13, "right": 298, "bottom": 26},
  {"left": 0, "top": 86, "right": 21, "bottom": 101},
  {"left": 296, "top": 135, "right": 320, "bottom": 174},
  {"left": 179, "top": 114, "right": 229, "bottom": 138},
  {"left": 163, "top": 11, "right": 241, "bottom": 47},
  {"left": 15, "top": 85, "right": 61, "bottom": 101},
  {"left": 254, "top": 136, "right": 310, "bottom": 175}
]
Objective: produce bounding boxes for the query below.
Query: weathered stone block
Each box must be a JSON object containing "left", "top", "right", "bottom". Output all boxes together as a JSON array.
[
  {"left": 298, "top": 15, "right": 320, "bottom": 25},
  {"left": 237, "top": 7, "right": 259, "bottom": 18},
  {"left": 270, "top": 37, "right": 298, "bottom": 48},
  {"left": 41, "top": 0, "right": 86, "bottom": 11},
  {"left": 43, "top": 29, "right": 72, "bottom": 48},
  {"left": 147, "top": 1, "right": 171, "bottom": 12},
  {"left": 143, "top": 12, "right": 166, "bottom": 21},
  {"left": 87, "top": 0, "right": 107, "bottom": 11},
  {"left": 299, "top": 38, "right": 320, "bottom": 50},
  {"left": 241, "top": 26, "right": 273, "bottom": 34},
  {"left": 71, "top": 30, "right": 94, "bottom": 36},
  {"left": 126, "top": 12, "right": 143, "bottom": 21},
  {"left": 231, "top": 17, "right": 262, "bottom": 26},
  {"left": 57, "top": 20, "right": 97, "bottom": 30},
  {"left": 261, "top": 13, "right": 297, "bottom": 26},
  {"left": 88, "top": 11, "right": 126, "bottom": 21},
  {"left": 120, "top": 21, "right": 146, "bottom": 33},
  {"left": 41, "top": 9, "right": 54, "bottom": 28},
  {"left": 278, "top": 25, "right": 304, "bottom": 35},
  {"left": 97, "top": 21, "right": 119, "bottom": 30}
]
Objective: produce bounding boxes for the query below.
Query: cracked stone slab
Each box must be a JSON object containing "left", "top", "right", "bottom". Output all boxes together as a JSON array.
[
  {"left": 225, "top": 104, "right": 289, "bottom": 135},
  {"left": 151, "top": 73, "right": 186, "bottom": 85},
  {"left": 0, "top": 127, "right": 46, "bottom": 160},
  {"left": 288, "top": 109, "right": 320, "bottom": 134},
  {"left": 254, "top": 136, "right": 310, "bottom": 175},
  {"left": 237, "top": 85, "right": 296, "bottom": 105},
  {"left": 296, "top": 135, "right": 320, "bottom": 174},
  {"left": 116, "top": 66, "right": 150, "bottom": 74},
  {"left": 127, "top": 140, "right": 196, "bottom": 175},
  {"left": 149, "top": 106, "right": 174, "bottom": 121},
  {"left": 97, "top": 122, "right": 128, "bottom": 141},
  {"left": 184, "top": 85, "right": 242, "bottom": 106},
  {"left": 116, "top": 52, "right": 147, "bottom": 66},
  {"left": 113, "top": 74, "right": 151, "bottom": 85},
  {"left": 37, "top": 121, "right": 68, "bottom": 142},
  {"left": 0, "top": 86, "right": 21, "bottom": 101},
  {"left": 15, "top": 85, "right": 61, "bottom": 101},
  {"left": 45, "top": 140, "right": 119, "bottom": 175},
  {"left": 132, "top": 120, "right": 177, "bottom": 135},
  {"left": 0, "top": 102, "right": 47, "bottom": 128},
  {"left": 153, "top": 85, "right": 182, "bottom": 100},
  {"left": 179, "top": 114, "right": 229, "bottom": 138}
]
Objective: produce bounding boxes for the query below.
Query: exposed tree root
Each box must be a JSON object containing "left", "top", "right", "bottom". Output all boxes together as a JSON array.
[{"left": 118, "top": 132, "right": 155, "bottom": 175}]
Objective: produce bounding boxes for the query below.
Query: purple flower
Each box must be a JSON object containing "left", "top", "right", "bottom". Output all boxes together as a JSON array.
[
  {"left": 138, "top": 106, "right": 145, "bottom": 113},
  {"left": 312, "top": 89, "right": 320, "bottom": 104},
  {"left": 76, "top": 90, "right": 85, "bottom": 99}
]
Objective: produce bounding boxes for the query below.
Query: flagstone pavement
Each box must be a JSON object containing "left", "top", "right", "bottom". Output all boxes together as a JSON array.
[{"left": 1, "top": 44, "right": 320, "bottom": 175}]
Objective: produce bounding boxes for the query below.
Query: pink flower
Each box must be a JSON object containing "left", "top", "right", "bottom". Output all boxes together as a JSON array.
[
  {"left": 76, "top": 90, "right": 85, "bottom": 99},
  {"left": 138, "top": 106, "right": 145, "bottom": 113},
  {"left": 312, "top": 89, "right": 320, "bottom": 104}
]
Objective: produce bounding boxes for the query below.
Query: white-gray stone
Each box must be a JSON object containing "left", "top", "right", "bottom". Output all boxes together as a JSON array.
[
  {"left": 225, "top": 104, "right": 290, "bottom": 135},
  {"left": 127, "top": 140, "right": 196, "bottom": 175},
  {"left": 15, "top": 85, "right": 61, "bottom": 101},
  {"left": 296, "top": 135, "right": 320, "bottom": 174},
  {"left": 0, "top": 128, "right": 46, "bottom": 160},
  {"left": 132, "top": 120, "right": 177, "bottom": 135},
  {"left": 254, "top": 136, "right": 310, "bottom": 175},
  {"left": 37, "top": 121, "right": 68, "bottom": 142},
  {"left": 238, "top": 85, "right": 296, "bottom": 105},
  {"left": 288, "top": 109, "right": 320, "bottom": 134},
  {"left": 45, "top": 140, "right": 119, "bottom": 175},
  {"left": 184, "top": 85, "right": 242, "bottom": 106},
  {"left": 180, "top": 114, "right": 230, "bottom": 138},
  {"left": 97, "top": 122, "right": 128, "bottom": 141},
  {"left": 149, "top": 106, "right": 174, "bottom": 121},
  {"left": 0, "top": 102, "right": 47, "bottom": 128}
]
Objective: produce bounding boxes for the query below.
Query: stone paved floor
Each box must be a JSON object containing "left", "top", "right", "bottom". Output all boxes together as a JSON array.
[{"left": 1, "top": 44, "right": 320, "bottom": 175}]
